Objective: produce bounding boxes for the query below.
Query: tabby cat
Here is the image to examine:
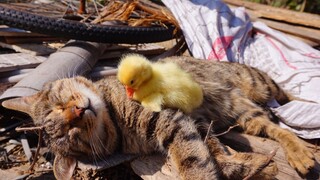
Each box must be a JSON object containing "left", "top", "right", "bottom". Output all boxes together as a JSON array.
[{"left": 2, "top": 56, "right": 315, "bottom": 180}]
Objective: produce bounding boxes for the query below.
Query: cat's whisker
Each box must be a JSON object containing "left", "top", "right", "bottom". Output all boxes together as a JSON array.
[
  {"left": 87, "top": 119, "right": 110, "bottom": 163},
  {"left": 70, "top": 65, "right": 76, "bottom": 79},
  {"left": 71, "top": 63, "right": 79, "bottom": 78},
  {"left": 91, "top": 129, "right": 110, "bottom": 161},
  {"left": 74, "top": 79, "right": 83, "bottom": 93},
  {"left": 93, "top": 133, "right": 109, "bottom": 153},
  {"left": 64, "top": 63, "right": 76, "bottom": 79},
  {"left": 88, "top": 124, "right": 110, "bottom": 164},
  {"left": 76, "top": 63, "right": 86, "bottom": 78},
  {"left": 86, "top": 122, "right": 100, "bottom": 166},
  {"left": 93, "top": 127, "right": 111, "bottom": 155},
  {"left": 67, "top": 65, "right": 72, "bottom": 79},
  {"left": 54, "top": 71, "right": 63, "bottom": 81}
]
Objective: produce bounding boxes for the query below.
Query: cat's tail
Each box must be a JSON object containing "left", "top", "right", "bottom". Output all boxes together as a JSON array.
[{"left": 273, "top": 82, "right": 314, "bottom": 105}]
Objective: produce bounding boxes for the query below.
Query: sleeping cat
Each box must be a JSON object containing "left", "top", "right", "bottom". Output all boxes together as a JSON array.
[{"left": 2, "top": 56, "right": 315, "bottom": 179}]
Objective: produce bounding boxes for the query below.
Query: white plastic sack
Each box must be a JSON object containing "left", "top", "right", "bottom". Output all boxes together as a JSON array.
[{"left": 162, "top": 0, "right": 320, "bottom": 139}]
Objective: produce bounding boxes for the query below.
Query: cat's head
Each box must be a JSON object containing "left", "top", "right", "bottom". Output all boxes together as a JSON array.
[{"left": 2, "top": 76, "right": 115, "bottom": 179}]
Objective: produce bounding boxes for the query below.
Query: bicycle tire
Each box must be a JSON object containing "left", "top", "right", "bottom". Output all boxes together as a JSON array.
[{"left": 0, "top": 5, "right": 175, "bottom": 44}]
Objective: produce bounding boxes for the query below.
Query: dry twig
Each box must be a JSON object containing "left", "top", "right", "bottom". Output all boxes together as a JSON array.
[
  {"left": 204, "top": 123, "right": 240, "bottom": 143},
  {"left": 28, "top": 130, "right": 43, "bottom": 172},
  {"left": 213, "top": 124, "right": 240, "bottom": 137},
  {"left": 91, "top": 0, "right": 179, "bottom": 33},
  {"left": 15, "top": 126, "right": 45, "bottom": 172},
  {"left": 15, "top": 126, "right": 44, "bottom": 132},
  {"left": 204, "top": 121, "right": 214, "bottom": 143}
]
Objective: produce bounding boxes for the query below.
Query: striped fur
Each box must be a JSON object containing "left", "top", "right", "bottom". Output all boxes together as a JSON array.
[
  {"left": 1, "top": 56, "right": 314, "bottom": 179},
  {"left": 165, "top": 56, "right": 315, "bottom": 176}
]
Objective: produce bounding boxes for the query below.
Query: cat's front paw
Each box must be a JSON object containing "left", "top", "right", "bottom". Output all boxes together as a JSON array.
[{"left": 285, "top": 142, "right": 315, "bottom": 175}]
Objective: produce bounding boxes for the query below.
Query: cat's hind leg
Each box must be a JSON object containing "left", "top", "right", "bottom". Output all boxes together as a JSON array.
[
  {"left": 234, "top": 98, "right": 315, "bottom": 176},
  {"left": 206, "top": 136, "right": 278, "bottom": 180}
]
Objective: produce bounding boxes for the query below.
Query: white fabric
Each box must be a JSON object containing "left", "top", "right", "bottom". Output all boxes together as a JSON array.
[{"left": 162, "top": 0, "right": 320, "bottom": 139}]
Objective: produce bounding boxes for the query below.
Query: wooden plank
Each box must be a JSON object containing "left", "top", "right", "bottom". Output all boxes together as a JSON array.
[
  {"left": 226, "top": 4, "right": 320, "bottom": 45},
  {"left": 223, "top": 0, "right": 320, "bottom": 29},
  {"left": 286, "top": 34, "right": 319, "bottom": 47},
  {"left": 0, "top": 42, "right": 56, "bottom": 56},
  {"left": 255, "top": 18, "right": 320, "bottom": 44},
  {"left": 20, "top": 133, "right": 32, "bottom": 162},
  {"left": 0, "top": 53, "right": 46, "bottom": 72}
]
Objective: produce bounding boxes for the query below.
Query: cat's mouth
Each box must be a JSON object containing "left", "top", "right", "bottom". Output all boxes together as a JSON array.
[{"left": 86, "top": 106, "right": 97, "bottom": 117}]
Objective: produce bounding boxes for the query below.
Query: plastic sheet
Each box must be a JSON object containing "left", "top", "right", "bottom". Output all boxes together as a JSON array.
[{"left": 162, "top": 0, "right": 320, "bottom": 139}]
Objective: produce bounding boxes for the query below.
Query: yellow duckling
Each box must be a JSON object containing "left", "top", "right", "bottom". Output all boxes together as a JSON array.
[{"left": 117, "top": 54, "right": 203, "bottom": 113}]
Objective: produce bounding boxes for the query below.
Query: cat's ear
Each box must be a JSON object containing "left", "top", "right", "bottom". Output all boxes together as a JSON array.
[
  {"left": 53, "top": 154, "right": 77, "bottom": 180},
  {"left": 1, "top": 93, "right": 40, "bottom": 115}
]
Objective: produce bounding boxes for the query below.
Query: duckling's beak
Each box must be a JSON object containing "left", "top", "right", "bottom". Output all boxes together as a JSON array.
[{"left": 125, "top": 85, "right": 135, "bottom": 99}]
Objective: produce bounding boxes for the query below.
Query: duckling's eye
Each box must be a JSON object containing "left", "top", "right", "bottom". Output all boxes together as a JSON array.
[{"left": 130, "top": 80, "right": 134, "bottom": 85}]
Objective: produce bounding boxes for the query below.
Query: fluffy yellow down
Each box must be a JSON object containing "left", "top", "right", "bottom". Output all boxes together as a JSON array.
[{"left": 117, "top": 54, "right": 203, "bottom": 113}]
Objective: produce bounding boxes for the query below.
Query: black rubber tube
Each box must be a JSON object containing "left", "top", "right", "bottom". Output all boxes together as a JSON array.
[{"left": 0, "top": 5, "right": 175, "bottom": 44}]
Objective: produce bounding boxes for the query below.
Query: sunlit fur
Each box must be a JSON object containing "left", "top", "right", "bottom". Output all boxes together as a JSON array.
[
  {"left": 167, "top": 56, "right": 315, "bottom": 176},
  {"left": 117, "top": 54, "right": 203, "bottom": 113},
  {"left": 2, "top": 56, "right": 315, "bottom": 179}
]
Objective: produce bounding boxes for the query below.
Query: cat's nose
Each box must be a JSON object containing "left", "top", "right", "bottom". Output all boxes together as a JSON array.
[{"left": 74, "top": 106, "right": 85, "bottom": 118}]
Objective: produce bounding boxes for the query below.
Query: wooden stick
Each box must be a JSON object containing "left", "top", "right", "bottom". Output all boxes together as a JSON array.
[
  {"left": 15, "top": 126, "right": 44, "bottom": 171},
  {"left": 205, "top": 123, "right": 240, "bottom": 143},
  {"left": 78, "top": 0, "right": 87, "bottom": 14},
  {"left": 15, "top": 126, "right": 44, "bottom": 132},
  {"left": 213, "top": 124, "right": 239, "bottom": 137},
  {"left": 204, "top": 120, "right": 214, "bottom": 143},
  {"left": 28, "top": 130, "right": 43, "bottom": 172}
]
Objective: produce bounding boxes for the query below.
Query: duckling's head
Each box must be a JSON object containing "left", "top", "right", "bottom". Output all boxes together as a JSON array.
[{"left": 117, "top": 54, "right": 152, "bottom": 97}]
